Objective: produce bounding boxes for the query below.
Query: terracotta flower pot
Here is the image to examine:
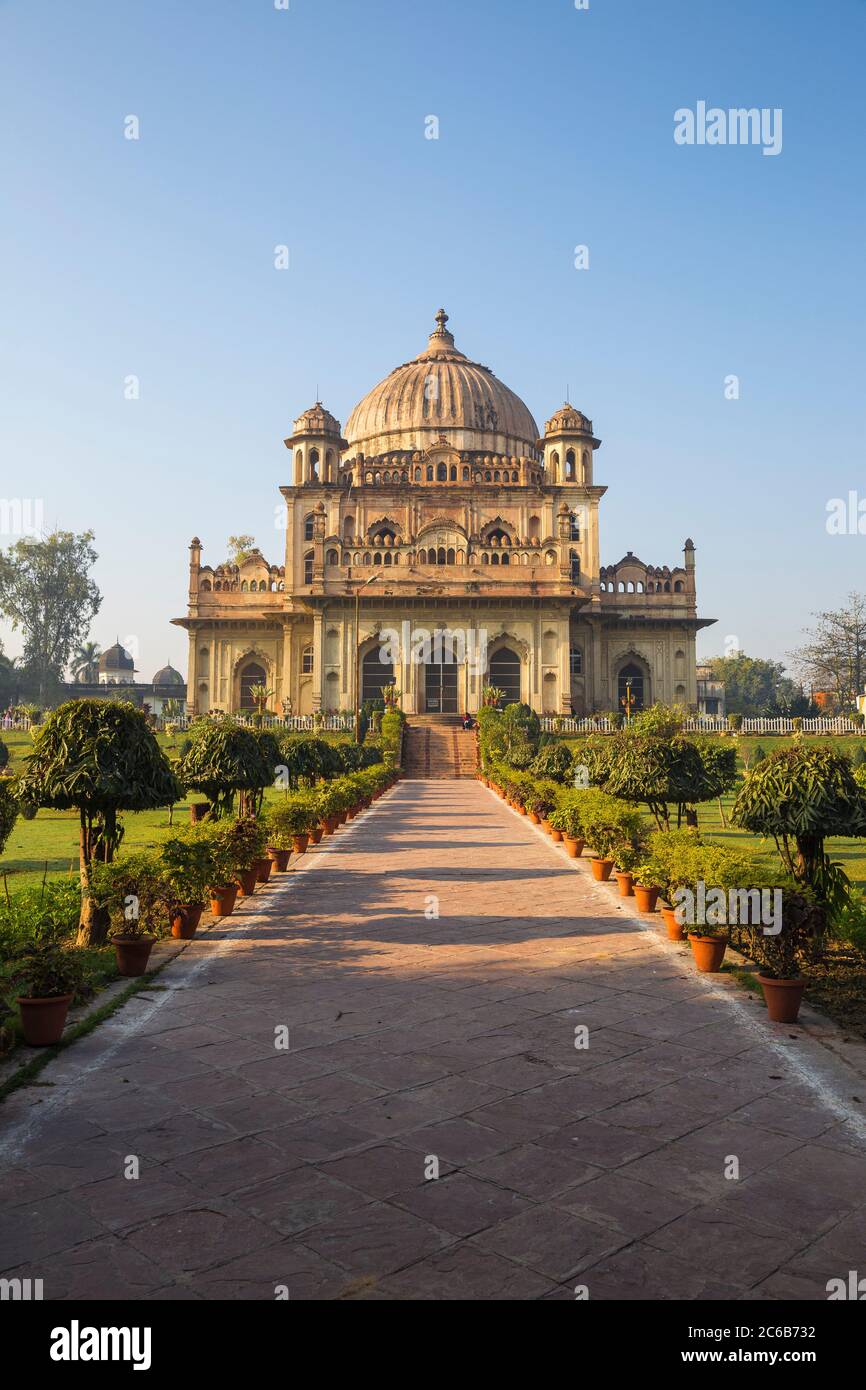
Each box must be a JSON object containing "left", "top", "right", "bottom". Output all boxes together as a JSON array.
[
  {"left": 689, "top": 933, "right": 727, "bottom": 973},
  {"left": 310, "top": 827, "right": 324, "bottom": 845},
  {"left": 256, "top": 856, "right": 273, "bottom": 882},
  {"left": 292, "top": 833, "right": 310, "bottom": 855},
  {"left": 661, "top": 905, "right": 685, "bottom": 940},
  {"left": 210, "top": 884, "right": 238, "bottom": 916},
  {"left": 170, "top": 904, "right": 203, "bottom": 939},
  {"left": 563, "top": 835, "right": 584, "bottom": 858},
  {"left": 323, "top": 817, "right": 338, "bottom": 835},
  {"left": 758, "top": 975, "right": 807, "bottom": 1023},
  {"left": 113, "top": 936, "right": 155, "bottom": 977},
  {"left": 549, "top": 826, "right": 563, "bottom": 842},
  {"left": 528, "top": 811, "right": 540, "bottom": 824},
  {"left": 633, "top": 884, "right": 660, "bottom": 912},
  {"left": 541, "top": 819, "right": 553, "bottom": 834},
  {"left": 615, "top": 871, "right": 634, "bottom": 897},
  {"left": 267, "top": 847, "right": 291, "bottom": 872},
  {"left": 517, "top": 805, "right": 527, "bottom": 815},
  {"left": 590, "top": 857, "right": 615, "bottom": 882},
  {"left": 17, "top": 993, "right": 73, "bottom": 1046},
  {"left": 235, "top": 867, "right": 259, "bottom": 897}
]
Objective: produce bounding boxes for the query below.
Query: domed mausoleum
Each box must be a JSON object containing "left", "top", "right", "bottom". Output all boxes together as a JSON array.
[{"left": 175, "top": 312, "right": 714, "bottom": 716}]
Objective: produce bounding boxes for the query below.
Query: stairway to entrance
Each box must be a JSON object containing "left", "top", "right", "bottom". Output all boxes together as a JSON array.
[{"left": 402, "top": 716, "right": 477, "bottom": 779}]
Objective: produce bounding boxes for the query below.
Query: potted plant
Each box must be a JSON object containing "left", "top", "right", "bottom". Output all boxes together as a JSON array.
[
  {"left": 549, "top": 801, "right": 584, "bottom": 857},
  {"left": 90, "top": 852, "right": 165, "bottom": 976},
  {"left": 613, "top": 841, "right": 642, "bottom": 897},
  {"left": 631, "top": 860, "right": 665, "bottom": 913},
  {"left": 688, "top": 919, "right": 728, "bottom": 973},
  {"left": 269, "top": 796, "right": 317, "bottom": 856},
  {"left": 204, "top": 821, "right": 241, "bottom": 914},
  {"left": 221, "top": 816, "right": 269, "bottom": 895},
  {"left": 6, "top": 941, "right": 86, "bottom": 1046},
  {"left": 748, "top": 888, "right": 823, "bottom": 1023},
  {"left": 159, "top": 831, "right": 214, "bottom": 938}
]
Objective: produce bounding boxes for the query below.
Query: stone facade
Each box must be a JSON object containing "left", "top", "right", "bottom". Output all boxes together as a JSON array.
[{"left": 174, "top": 312, "right": 714, "bottom": 717}]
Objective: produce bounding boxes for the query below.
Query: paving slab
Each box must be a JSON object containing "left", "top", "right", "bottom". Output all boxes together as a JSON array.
[{"left": 1, "top": 779, "right": 865, "bottom": 1300}]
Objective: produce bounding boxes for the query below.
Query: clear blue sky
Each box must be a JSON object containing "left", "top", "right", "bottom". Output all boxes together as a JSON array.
[{"left": 2, "top": 0, "right": 864, "bottom": 680}]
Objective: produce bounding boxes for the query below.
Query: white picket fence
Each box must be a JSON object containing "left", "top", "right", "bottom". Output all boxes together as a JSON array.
[
  {"left": 158, "top": 714, "right": 354, "bottom": 733},
  {"left": 540, "top": 715, "right": 863, "bottom": 736}
]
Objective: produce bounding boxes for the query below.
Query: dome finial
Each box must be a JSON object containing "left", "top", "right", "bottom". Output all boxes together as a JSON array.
[{"left": 435, "top": 308, "right": 449, "bottom": 331}]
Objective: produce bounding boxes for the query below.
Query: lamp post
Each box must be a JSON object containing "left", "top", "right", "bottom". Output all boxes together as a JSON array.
[
  {"left": 621, "top": 677, "right": 636, "bottom": 726},
  {"left": 354, "top": 571, "right": 381, "bottom": 743}
]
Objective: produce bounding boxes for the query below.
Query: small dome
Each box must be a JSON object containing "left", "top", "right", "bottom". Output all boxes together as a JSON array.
[
  {"left": 292, "top": 402, "right": 343, "bottom": 437},
  {"left": 99, "top": 642, "right": 135, "bottom": 673},
  {"left": 153, "top": 663, "right": 184, "bottom": 686},
  {"left": 544, "top": 403, "right": 594, "bottom": 437}
]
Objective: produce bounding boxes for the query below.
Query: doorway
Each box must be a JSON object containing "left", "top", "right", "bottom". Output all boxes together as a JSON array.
[{"left": 424, "top": 654, "right": 459, "bottom": 713}]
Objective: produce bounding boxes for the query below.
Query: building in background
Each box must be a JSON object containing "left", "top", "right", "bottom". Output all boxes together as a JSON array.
[
  {"left": 696, "top": 662, "right": 726, "bottom": 718},
  {"left": 66, "top": 646, "right": 186, "bottom": 716},
  {"left": 176, "top": 312, "right": 714, "bottom": 717}
]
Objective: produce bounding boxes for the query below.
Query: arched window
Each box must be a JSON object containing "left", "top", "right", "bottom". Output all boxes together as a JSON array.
[
  {"left": 343, "top": 516, "right": 355, "bottom": 540},
  {"left": 570, "top": 551, "right": 580, "bottom": 583},
  {"left": 501, "top": 552, "right": 510, "bottom": 565},
  {"left": 446, "top": 547, "right": 455, "bottom": 565},
  {"left": 487, "top": 528, "right": 510, "bottom": 546},
  {"left": 309, "top": 449, "right": 319, "bottom": 481},
  {"left": 569, "top": 511, "right": 580, "bottom": 540},
  {"left": 427, "top": 465, "right": 434, "bottom": 481},
  {"left": 491, "top": 552, "right": 500, "bottom": 566},
  {"left": 570, "top": 645, "right": 582, "bottom": 676},
  {"left": 415, "top": 467, "right": 422, "bottom": 481},
  {"left": 201, "top": 579, "right": 211, "bottom": 591},
  {"left": 462, "top": 467, "right": 470, "bottom": 480},
  {"left": 565, "top": 449, "right": 575, "bottom": 479},
  {"left": 304, "top": 513, "right": 314, "bottom": 541},
  {"left": 449, "top": 465, "right": 457, "bottom": 481},
  {"left": 437, "top": 546, "right": 446, "bottom": 565},
  {"left": 674, "top": 580, "right": 684, "bottom": 592},
  {"left": 437, "top": 463, "right": 448, "bottom": 482},
  {"left": 419, "top": 548, "right": 427, "bottom": 564},
  {"left": 300, "top": 644, "right": 314, "bottom": 674},
  {"left": 373, "top": 551, "right": 382, "bottom": 565},
  {"left": 384, "top": 551, "right": 392, "bottom": 565},
  {"left": 303, "top": 551, "right": 313, "bottom": 584},
  {"left": 239, "top": 662, "right": 266, "bottom": 710}
]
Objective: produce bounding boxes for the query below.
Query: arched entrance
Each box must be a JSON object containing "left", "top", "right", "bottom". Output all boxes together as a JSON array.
[
  {"left": 618, "top": 662, "right": 646, "bottom": 713},
  {"left": 362, "top": 647, "right": 393, "bottom": 705},
  {"left": 239, "top": 661, "right": 266, "bottom": 711},
  {"left": 489, "top": 647, "right": 521, "bottom": 706}
]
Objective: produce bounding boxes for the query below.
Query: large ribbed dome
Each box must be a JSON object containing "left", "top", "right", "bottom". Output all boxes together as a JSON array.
[{"left": 344, "top": 311, "right": 540, "bottom": 459}]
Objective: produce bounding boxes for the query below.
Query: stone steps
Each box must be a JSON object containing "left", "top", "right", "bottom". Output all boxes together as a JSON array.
[{"left": 403, "top": 724, "right": 477, "bottom": 779}]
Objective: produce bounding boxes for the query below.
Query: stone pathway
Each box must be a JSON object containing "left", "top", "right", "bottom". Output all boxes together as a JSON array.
[{"left": 2, "top": 781, "right": 865, "bottom": 1300}]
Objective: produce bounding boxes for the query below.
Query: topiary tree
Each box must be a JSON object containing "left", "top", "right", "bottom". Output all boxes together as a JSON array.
[
  {"left": 690, "top": 738, "right": 739, "bottom": 826},
  {"left": 0, "top": 781, "right": 18, "bottom": 856},
  {"left": 15, "top": 699, "right": 181, "bottom": 945},
  {"left": 601, "top": 734, "right": 712, "bottom": 831},
  {"left": 732, "top": 745, "right": 866, "bottom": 911},
  {"left": 177, "top": 718, "right": 270, "bottom": 819}
]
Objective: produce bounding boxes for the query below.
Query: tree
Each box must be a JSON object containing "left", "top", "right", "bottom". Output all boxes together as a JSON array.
[
  {"left": 71, "top": 640, "right": 102, "bottom": 683},
  {"left": 0, "top": 782, "right": 18, "bottom": 856},
  {"left": 0, "top": 642, "right": 19, "bottom": 707},
  {"left": 0, "top": 531, "right": 101, "bottom": 706},
  {"left": 601, "top": 734, "right": 712, "bottom": 830},
  {"left": 177, "top": 719, "right": 271, "bottom": 818},
  {"left": 790, "top": 593, "right": 866, "bottom": 710},
  {"left": 704, "top": 653, "right": 792, "bottom": 716},
  {"left": 227, "top": 535, "right": 256, "bottom": 566},
  {"left": 14, "top": 700, "right": 181, "bottom": 945},
  {"left": 733, "top": 745, "right": 866, "bottom": 911}
]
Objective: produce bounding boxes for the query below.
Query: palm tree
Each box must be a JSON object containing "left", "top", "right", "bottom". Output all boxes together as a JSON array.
[{"left": 71, "top": 641, "right": 101, "bottom": 684}]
